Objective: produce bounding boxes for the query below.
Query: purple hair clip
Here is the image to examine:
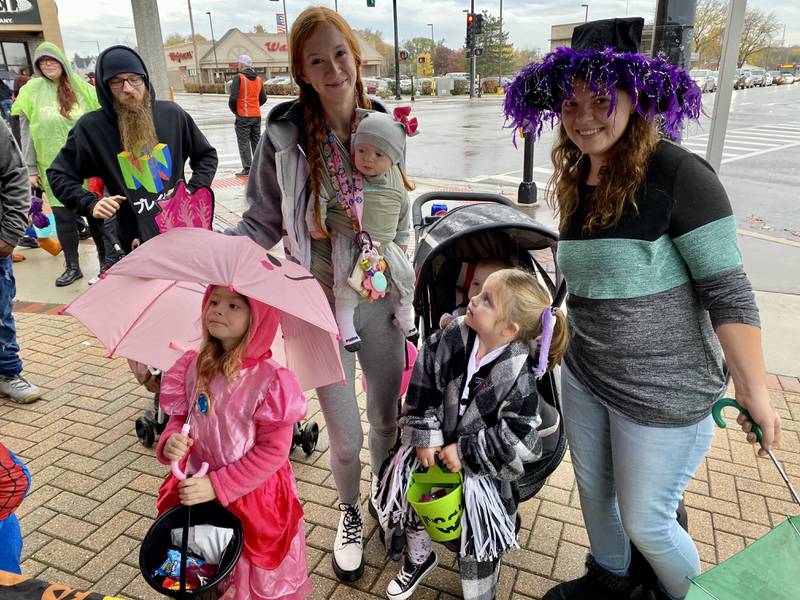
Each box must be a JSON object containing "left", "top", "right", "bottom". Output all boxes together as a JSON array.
[{"left": 533, "top": 307, "right": 557, "bottom": 379}]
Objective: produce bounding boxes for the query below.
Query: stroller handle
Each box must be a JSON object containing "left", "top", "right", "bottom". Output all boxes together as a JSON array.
[
  {"left": 171, "top": 423, "right": 209, "bottom": 481},
  {"left": 412, "top": 191, "right": 515, "bottom": 229}
]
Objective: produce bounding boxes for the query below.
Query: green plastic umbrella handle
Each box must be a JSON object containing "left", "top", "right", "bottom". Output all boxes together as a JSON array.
[{"left": 712, "top": 397, "right": 763, "bottom": 446}]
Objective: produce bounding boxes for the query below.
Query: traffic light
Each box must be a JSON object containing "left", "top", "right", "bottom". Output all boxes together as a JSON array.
[
  {"left": 473, "top": 47, "right": 483, "bottom": 57},
  {"left": 366, "top": 0, "right": 375, "bottom": 6},
  {"left": 417, "top": 56, "right": 426, "bottom": 64},
  {"left": 475, "top": 13, "right": 484, "bottom": 34},
  {"left": 466, "top": 12, "right": 475, "bottom": 48},
  {"left": 399, "top": 50, "right": 409, "bottom": 60}
]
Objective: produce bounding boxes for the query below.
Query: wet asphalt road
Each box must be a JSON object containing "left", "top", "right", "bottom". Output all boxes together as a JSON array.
[{"left": 175, "top": 84, "right": 800, "bottom": 243}]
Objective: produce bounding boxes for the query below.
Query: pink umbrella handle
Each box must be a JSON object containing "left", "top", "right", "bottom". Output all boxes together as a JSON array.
[{"left": 170, "top": 423, "right": 209, "bottom": 480}]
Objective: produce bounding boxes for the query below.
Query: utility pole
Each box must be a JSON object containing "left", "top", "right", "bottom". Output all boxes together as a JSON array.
[
  {"left": 498, "top": 0, "right": 503, "bottom": 86},
  {"left": 469, "top": 0, "right": 476, "bottom": 99},
  {"left": 581, "top": 3, "right": 589, "bottom": 23},
  {"left": 206, "top": 12, "right": 219, "bottom": 83},
  {"left": 427, "top": 22, "right": 435, "bottom": 75},
  {"left": 130, "top": 0, "right": 171, "bottom": 100},
  {"left": 186, "top": 0, "right": 203, "bottom": 91},
  {"left": 393, "top": 0, "right": 401, "bottom": 99}
]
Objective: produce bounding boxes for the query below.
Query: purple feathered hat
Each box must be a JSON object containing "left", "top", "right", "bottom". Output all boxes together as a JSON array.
[{"left": 503, "top": 17, "right": 702, "bottom": 142}]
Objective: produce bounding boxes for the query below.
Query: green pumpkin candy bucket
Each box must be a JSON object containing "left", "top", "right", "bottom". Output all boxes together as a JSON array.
[{"left": 406, "top": 464, "right": 463, "bottom": 542}]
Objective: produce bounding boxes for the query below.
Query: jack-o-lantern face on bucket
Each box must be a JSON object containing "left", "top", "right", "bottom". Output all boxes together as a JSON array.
[{"left": 423, "top": 507, "right": 462, "bottom": 534}]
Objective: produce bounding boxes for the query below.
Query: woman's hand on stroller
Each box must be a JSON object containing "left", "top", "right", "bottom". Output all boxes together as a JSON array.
[
  {"left": 178, "top": 476, "right": 216, "bottom": 505},
  {"left": 416, "top": 446, "right": 441, "bottom": 468},
  {"left": 164, "top": 432, "right": 193, "bottom": 462},
  {"left": 438, "top": 444, "right": 462, "bottom": 473}
]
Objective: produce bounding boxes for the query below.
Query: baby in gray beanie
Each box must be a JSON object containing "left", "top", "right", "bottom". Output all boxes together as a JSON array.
[{"left": 308, "top": 108, "right": 418, "bottom": 352}]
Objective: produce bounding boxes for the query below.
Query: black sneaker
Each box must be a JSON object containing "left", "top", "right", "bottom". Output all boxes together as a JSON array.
[
  {"left": 234, "top": 168, "right": 250, "bottom": 178},
  {"left": 386, "top": 552, "right": 437, "bottom": 600}
]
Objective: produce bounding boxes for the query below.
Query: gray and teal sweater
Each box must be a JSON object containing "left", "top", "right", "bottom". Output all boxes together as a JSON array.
[{"left": 556, "top": 140, "right": 759, "bottom": 427}]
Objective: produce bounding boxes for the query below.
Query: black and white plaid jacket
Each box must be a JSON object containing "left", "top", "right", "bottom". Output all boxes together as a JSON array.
[{"left": 399, "top": 317, "right": 544, "bottom": 506}]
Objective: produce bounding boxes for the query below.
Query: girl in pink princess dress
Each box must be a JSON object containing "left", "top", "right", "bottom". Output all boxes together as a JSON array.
[{"left": 155, "top": 285, "right": 312, "bottom": 600}]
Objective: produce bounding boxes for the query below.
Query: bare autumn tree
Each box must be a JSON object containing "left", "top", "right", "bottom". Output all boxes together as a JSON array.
[
  {"left": 692, "top": 0, "right": 726, "bottom": 65},
  {"left": 738, "top": 8, "right": 781, "bottom": 67}
]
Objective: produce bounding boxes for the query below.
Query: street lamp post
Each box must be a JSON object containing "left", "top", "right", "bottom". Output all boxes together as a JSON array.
[
  {"left": 427, "top": 23, "right": 435, "bottom": 73},
  {"left": 581, "top": 3, "right": 589, "bottom": 22},
  {"left": 186, "top": 0, "right": 203, "bottom": 90},
  {"left": 205, "top": 11, "right": 219, "bottom": 83},
  {"left": 269, "top": 0, "right": 295, "bottom": 94}
]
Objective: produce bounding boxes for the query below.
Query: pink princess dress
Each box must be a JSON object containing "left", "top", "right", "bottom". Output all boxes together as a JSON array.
[{"left": 155, "top": 292, "right": 312, "bottom": 600}]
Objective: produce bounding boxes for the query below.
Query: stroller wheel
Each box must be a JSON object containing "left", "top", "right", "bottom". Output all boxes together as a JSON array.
[
  {"left": 135, "top": 415, "right": 156, "bottom": 448},
  {"left": 301, "top": 422, "right": 319, "bottom": 455},
  {"left": 291, "top": 422, "right": 302, "bottom": 451}
]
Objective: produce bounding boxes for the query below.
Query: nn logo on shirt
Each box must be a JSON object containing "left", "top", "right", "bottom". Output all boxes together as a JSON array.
[{"left": 117, "top": 143, "right": 173, "bottom": 193}]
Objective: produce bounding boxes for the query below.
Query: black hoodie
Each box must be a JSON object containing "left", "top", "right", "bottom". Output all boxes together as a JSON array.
[{"left": 47, "top": 46, "right": 218, "bottom": 245}]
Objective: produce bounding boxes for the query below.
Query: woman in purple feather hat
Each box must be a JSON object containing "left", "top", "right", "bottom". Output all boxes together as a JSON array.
[{"left": 504, "top": 17, "right": 780, "bottom": 600}]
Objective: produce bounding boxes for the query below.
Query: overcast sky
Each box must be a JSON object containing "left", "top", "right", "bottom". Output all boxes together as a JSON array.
[{"left": 57, "top": 0, "right": 800, "bottom": 60}]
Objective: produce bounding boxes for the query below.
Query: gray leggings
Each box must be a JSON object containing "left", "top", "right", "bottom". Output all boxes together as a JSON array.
[{"left": 316, "top": 295, "right": 405, "bottom": 505}]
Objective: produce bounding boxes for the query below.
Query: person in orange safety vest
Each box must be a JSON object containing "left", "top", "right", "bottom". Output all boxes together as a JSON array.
[{"left": 228, "top": 54, "right": 266, "bottom": 177}]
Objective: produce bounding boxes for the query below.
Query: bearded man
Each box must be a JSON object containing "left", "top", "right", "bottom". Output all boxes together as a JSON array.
[{"left": 48, "top": 46, "right": 217, "bottom": 250}]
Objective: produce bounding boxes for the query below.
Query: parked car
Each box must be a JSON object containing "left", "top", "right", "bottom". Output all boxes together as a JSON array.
[
  {"left": 733, "top": 69, "right": 754, "bottom": 89},
  {"left": 690, "top": 69, "right": 716, "bottom": 92},
  {"left": 710, "top": 71, "right": 719, "bottom": 89},
  {"left": 779, "top": 73, "right": 796, "bottom": 85},
  {"left": 750, "top": 68, "right": 767, "bottom": 86},
  {"left": 763, "top": 71, "right": 774, "bottom": 86},
  {"left": 768, "top": 70, "right": 782, "bottom": 85},
  {"left": 265, "top": 76, "right": 293, "bottom": 86},
  {"left": 364, "top": 77, "right": 389, "bottom": 94}
]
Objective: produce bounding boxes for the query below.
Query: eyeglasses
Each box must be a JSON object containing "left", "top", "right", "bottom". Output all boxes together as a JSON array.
[
  {"left": 38, "top": 58, "right": 60, "bottom": 67},
  {"left": 108, "top": 75, "right": 145, "bottom": 90}
]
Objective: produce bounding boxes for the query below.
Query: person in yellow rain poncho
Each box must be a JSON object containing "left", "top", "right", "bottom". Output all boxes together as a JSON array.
[{"left": 12, "top": 42, "right": 101, "bottom": 287}]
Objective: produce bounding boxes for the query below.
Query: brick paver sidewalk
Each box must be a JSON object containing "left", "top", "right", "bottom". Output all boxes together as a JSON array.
[{"left": 1, "top": 312, "right": 799, "bottom": 599}]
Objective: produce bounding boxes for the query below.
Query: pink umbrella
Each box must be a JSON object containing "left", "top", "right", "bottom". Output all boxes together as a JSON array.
[{"left": 64, "top": 228, "right": 344, "bottom": 391}]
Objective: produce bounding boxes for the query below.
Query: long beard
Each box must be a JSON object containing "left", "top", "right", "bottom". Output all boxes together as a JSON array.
[{"left": 115, "top": 93, "right": 158, "bottom": 156}]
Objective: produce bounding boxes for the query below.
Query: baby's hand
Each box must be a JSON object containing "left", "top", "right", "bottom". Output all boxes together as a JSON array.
[
  {"left": 438, "top": 444, "right": 462, "bottom": 472},
  {"left": 178, "top": 476, "right": 216, "bottom": 505},
  {"left": 416, "top": 446, "right": 440, "bottom": 468},
  {"left": 163, "top": 433, "right": 192, "bottom": 462}
]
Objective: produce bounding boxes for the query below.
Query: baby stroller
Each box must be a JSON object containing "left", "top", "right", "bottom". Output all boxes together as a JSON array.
[{"left": 411, "top": 191, "right": 568, "bottom": 502}]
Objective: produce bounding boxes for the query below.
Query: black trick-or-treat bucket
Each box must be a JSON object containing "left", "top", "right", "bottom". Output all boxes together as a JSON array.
[{"left": 140, "top": 501, "right": 244, "bottom": 598}]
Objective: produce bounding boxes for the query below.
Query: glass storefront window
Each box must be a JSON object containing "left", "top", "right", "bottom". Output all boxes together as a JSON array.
[{"left": 2, "top": 42, "right": 30, "bottom": 70}]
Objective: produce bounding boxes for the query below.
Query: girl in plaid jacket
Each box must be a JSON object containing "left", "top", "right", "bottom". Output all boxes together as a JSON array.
[{"left": 382, "top": 268, "right": 569, "bottom": 600}]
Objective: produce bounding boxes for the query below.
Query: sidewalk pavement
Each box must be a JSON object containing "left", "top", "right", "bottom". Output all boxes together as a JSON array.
[{"left": 3, "top": 175, "right": 799, "bottom": 599}]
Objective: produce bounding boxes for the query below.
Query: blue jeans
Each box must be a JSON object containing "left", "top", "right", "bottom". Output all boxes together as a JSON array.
[
  {"left": 561, "top": 364, "right": 713, "bottom": 599},
  {"left": 0, "top": 257, "right": 22, "bottom": 377}
]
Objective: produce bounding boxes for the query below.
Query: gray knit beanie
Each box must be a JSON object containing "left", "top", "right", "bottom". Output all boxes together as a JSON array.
[{"left": 353, "top": 109, "right": 407, "bottom": 165}]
